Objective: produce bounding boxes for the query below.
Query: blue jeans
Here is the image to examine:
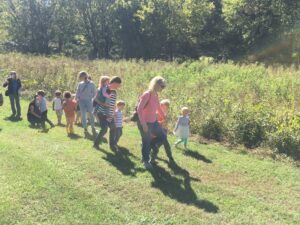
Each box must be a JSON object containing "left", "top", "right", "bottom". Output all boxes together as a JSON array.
[
  {"left": 137, "top": 121, "right": 167, "bottom": 162},
  {"left": 79, "top": 99, "right": 95, "bottom": 129},
  {"left": 115, "top": 127, "right": 123, "bottom": 145},
  {"left": 94, "top": 118, "right": 116, "bottom": 147}
]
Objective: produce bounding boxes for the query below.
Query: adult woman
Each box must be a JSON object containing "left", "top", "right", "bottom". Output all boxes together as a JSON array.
[
  {"left": 3, "top": 71, "right": 22, "bottom": 118},
  {"left": 75, "top": 71, "right": 97, "bottom": 137},
  {"left": 27, "top": 95, "right": 42, "bottom": 127},
  {"left": 137, "top": 76, "right": 167, "bottom": 170}
]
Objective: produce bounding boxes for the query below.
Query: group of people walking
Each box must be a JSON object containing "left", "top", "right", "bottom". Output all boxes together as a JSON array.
[{"left": 2, "top": 71, "right": 191, "bottom": 170}]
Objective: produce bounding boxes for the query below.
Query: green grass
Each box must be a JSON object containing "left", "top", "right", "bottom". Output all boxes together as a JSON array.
[{"left": 0, "top": 100, "right": 299, "bottom": 225}]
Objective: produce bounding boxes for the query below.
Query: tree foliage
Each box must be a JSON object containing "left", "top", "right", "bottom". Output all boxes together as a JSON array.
[{"left": 1, "top": 0, "right": 300, "bottom": 62}]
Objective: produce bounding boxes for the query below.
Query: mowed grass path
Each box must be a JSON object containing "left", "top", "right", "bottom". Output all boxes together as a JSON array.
[{"left": 0, "top": 101, "right": 299, "bottom": 225}]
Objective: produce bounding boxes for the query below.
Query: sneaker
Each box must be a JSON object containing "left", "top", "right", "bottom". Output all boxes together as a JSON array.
[
  {"left": 143, "top": 161, "right": 153, "bottom": 170},
  {"left": 114, "top": 145, "right": 119, "bottom": 151},
  {"left": 174, "top": 143, "right": 179, "bottom": 149},
  {"left": 110, "top": 145, "right": 117, "bottom": 152}
]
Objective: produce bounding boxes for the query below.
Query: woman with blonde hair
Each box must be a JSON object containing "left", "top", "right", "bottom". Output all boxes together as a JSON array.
[
  {"left": 137, "top": 76, "right": 168, "bottom": 170},
  {"left": 75, "top": 71, "right": 97, "bottom": 137}
]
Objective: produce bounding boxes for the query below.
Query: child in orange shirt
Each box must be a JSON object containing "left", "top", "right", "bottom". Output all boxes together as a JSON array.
[
  {"left": 152, "top": 99, "right": 174, "bottom": 163},
  {"left": 63, "top": 91, "right": 77, "bottom": 135}
]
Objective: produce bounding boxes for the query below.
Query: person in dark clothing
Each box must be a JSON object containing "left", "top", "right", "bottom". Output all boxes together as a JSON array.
[
  {"left": 3, "top": 71, "right": 22, "bottom": 118},
  {"left": 27, "top": 95, "right": 42, "bottom": 127},
  {"left": 37, "top": 90, "right": 55, "bottom": 131}
]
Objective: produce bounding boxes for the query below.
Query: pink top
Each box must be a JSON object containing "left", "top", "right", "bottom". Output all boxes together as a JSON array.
[{"left": 137, "top": 91, "right": 165, "bottom": 125}]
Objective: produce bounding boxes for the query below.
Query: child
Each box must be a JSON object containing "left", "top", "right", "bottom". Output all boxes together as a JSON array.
[
  {"left": 151, "top": 99, "right": 174, "bottom": 163},
  {"left": 53, "top": 90, "right": 63, "bottom": 125},
  {"left": 94, "top": 76, "right": 111, "bottom": 121},
  {"left": 37, "top": 90, "right": 55, "bottom": 131},
  {"left": 63, "top": 91, "right": 77, "bottom": 136},
  {"left": 174, "top": 107, "right": 190, "bottom": 150},
  {"left": 114, "top": 100, "right": 125, "bottom": 148}
]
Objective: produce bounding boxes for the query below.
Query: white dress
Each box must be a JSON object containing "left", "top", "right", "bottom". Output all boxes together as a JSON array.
[{"left": 174, "top": 116, "right": 190, "bottom": 139}]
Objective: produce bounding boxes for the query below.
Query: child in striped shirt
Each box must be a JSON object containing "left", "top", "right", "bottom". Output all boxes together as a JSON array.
[{"left": 114, "top": 100, "right": 125, "bottom": 148}]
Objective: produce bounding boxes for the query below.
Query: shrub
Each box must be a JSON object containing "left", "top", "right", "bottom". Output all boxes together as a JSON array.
[
  {"left": 269, "top": 129, "right": 300, "bottom": 160},
  {"left": 201, "top": 116, "right": 224, "bottom": 141},
  {"left": 234, "top": 111, "right": 267, "bottom": 148}
]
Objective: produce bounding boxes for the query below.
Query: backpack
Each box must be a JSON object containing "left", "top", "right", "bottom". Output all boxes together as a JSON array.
[{"left": 131, "top": 92, "right": 151, "bottom": 122}]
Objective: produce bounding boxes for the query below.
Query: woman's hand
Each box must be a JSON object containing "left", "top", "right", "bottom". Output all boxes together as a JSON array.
[{"left": 142, "top": 124, "right": 148, "bottom": 133}]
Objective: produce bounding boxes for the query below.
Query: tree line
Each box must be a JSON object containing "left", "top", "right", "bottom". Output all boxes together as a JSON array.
[{"left": 0, "top": 0, "right": 300, "bottom": 63}]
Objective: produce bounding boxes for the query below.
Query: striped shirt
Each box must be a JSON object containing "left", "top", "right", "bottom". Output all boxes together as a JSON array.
[
  {"left": 107, "top": 90, "right": 117, "bottom": 122},
  {"left": 115, "top": 110, "right": 123, "bottom": 128}
]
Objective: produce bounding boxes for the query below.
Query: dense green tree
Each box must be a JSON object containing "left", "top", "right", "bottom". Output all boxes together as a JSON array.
[{"left": 1, "top": 0, "right": 300, "bottom": 62}]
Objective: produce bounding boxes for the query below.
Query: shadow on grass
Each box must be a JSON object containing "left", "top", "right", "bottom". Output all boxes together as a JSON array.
[
  {"left": 4, "top": 116, "right": 23, "bottom": 122},
  {"left": 68, "top": 133, "right": 82, "bottom": 140},
  {"left": 183, "top": 149, "right": 212, "bottom": 163},
  {"left": 84, "top": 132, "right": 95, "bottom": 141},
  {"left": 150, "top": 162, "right": 219, "bottom": 213},
  {"left": 96, "top": 146, "right": 145, "bottom": 176}
]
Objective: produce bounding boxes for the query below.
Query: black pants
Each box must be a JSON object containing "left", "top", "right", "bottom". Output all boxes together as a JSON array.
[
  {"left": 151, "top": 128, "right": 173, "bottom": 160},
  {"left": 9, "top": 94, "right": 21, "bottom": 116},
  {"left": 41, "top": 110, "right": 54, "bottom": 129},
  {"left": 27, "top": 114, "right": 41, "bottom": 125},
  {"left": 94, "top": 118, "right": 116, "bottom": 147}
]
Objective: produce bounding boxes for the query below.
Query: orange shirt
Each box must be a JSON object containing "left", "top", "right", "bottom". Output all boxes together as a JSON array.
[
  {"left": 157, "top": 110, "right": 168, "bottom": 129},
  {"left": 63, "top": 99, "right": 77, "bottom": 117}
]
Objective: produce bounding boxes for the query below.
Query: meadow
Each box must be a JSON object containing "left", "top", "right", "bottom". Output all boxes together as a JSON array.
[
  {"left": 0, "top": 53, "right": 300, "bottom": 161},
  {"left": 0, "top": 99, "right": 299, "bottom": 224}
]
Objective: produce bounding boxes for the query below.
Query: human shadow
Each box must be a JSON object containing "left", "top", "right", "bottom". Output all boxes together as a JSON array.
[
  {"left": 4, "top": 116, "right": 23, "bottom": 122},
  {"left": 96, "top": 146, "right": 145, "bottom": 176},
  {"left": 150, "top": 162, "right": 219, "bottom": 213},
  {"left": 183, "top": 149, "right": 212, "bottom": 164},
  {"left": 84, "top": 132, "right": 96, "bottom": 141},
  {"left": 68, "top": 133, "right": 82, "bottom": 140}
]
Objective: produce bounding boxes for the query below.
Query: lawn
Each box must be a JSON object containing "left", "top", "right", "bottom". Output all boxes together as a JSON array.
[{"left": 0, "top": 100, "right": 299, "bottom": 225}]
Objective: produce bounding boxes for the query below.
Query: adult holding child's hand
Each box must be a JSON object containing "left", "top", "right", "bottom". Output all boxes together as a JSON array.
[{"left": 137, "top": 76, "right": 167, "bottom": 170}]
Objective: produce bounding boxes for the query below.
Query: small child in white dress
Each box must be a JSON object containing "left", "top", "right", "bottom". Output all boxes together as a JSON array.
[
  {"left": 53, "top": 90, "right": 63, "bottom": 125},
  {"left": 174, "top": 107, "right": 190, "bottom": 150}
]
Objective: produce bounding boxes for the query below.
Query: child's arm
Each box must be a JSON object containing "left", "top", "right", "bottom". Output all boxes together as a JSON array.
[
  {"left": 123, "top": 117, "right": 131, "bottom": 123},
  {"left": 173, "top": 118, "right": 180, "bottom": 133},
  {"left": 102, "top": 87, "right": 111, "bottom": 98},
  {"left": 62, "top": 100, "right": 67, "bottom": 108},
  {"left": 30, "top": 105, "right": 41, "bottom": 118}
]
